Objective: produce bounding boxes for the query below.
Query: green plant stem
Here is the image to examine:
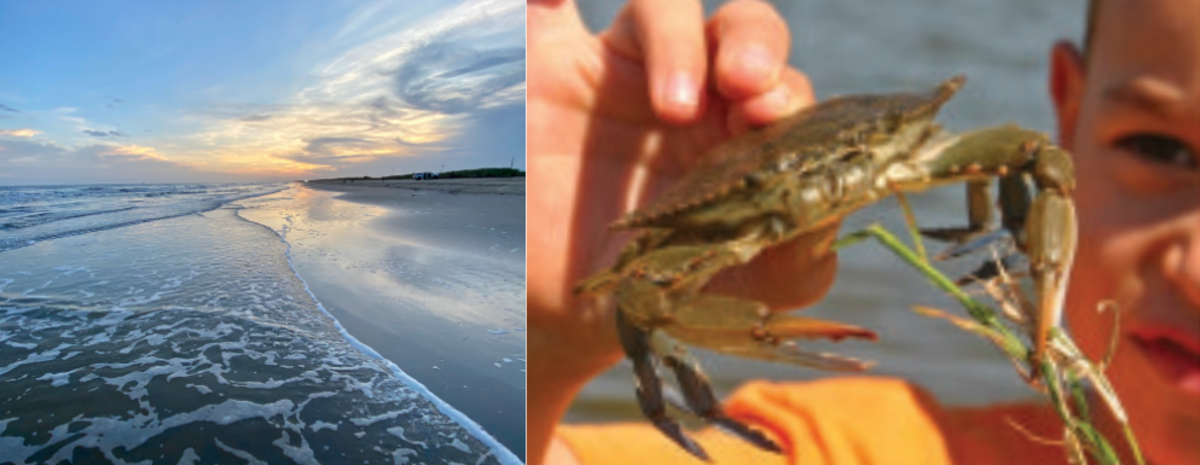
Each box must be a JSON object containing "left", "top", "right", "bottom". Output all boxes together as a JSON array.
[
  {"left": 834, "top": 222, "right": 1144, "bottom": 465},
  {"left": 834, "top": 224, "right": 1024, "bottom": 357}
]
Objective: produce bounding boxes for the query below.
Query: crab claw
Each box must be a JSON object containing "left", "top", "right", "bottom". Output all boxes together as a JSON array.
[
  {"left": 1023, "top": 189, "right": 1077, "bottom": 378},
  {"left": 907, "top": 126, "right": 1077, "bottom": 377}
]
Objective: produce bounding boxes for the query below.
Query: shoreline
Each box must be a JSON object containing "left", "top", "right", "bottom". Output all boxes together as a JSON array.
[
  {"left": 241, "top": 181, "right": 527, "bottom": 459},
  {"left": 266, "top": 214, "right": 521, "bottom": 465},
  {"left": 305, "top": 177, "right": 525, "bottom": 196}
]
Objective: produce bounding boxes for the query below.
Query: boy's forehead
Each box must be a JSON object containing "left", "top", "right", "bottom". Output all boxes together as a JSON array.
[{"left": 1089, "top": 0, "right": 1200, "bottom": 85}]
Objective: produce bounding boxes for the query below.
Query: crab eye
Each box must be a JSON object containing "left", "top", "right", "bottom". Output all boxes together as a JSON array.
[{"left": 1114, "top": 133, "right": 1198, "bottom": 171}]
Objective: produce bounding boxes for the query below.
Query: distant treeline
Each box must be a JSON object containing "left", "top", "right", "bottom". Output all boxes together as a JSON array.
[
  {"left": 402, "top": 167, "right": 525, "bottom": 179},
  {"left": 320, "top": 167, "right": 525, "bottom": 182}
]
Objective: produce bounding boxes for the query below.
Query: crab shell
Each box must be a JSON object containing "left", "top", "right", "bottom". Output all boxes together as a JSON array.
[{"left": 613, "top": 75, "right": 965, "bottom": 232}]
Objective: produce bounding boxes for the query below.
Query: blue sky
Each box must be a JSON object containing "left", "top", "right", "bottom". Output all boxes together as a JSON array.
[{"left": 0, "top": 0, "right": 525, "bottom": 184}]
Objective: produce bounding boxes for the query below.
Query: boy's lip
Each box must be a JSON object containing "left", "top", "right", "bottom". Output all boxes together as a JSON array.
[{"left": 1129, "top": 326, "right": 1200, "bottom": 396}]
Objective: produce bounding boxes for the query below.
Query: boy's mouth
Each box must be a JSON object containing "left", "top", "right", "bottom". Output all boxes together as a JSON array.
[{"left": 1129, "top": 327, "right": 1200, "bottom": 396}]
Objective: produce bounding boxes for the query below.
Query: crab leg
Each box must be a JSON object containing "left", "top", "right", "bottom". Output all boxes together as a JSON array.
[
  {"left": 613, "top": 240, "right": 877, "bottom": 367},
  {"left": 617, "top": 281, "right": 785, "bottom": 459},
  {"left": 663, "top": 293, "right": 876, "bottom": 371},
  {"left": 902, "top": 125, "right": 1077, "bottom": 374},
  {"left": 615, "top": 309, "right": 711, "bottom": 461},
  {"left": 609, "top": 237, "right": 875, "bottom": 456},
  {"left": 921, "top": 178, "right": 994, "bottom": 243},
  {"left": 647, "top": 329, "right": 784, "bottom": 455}
]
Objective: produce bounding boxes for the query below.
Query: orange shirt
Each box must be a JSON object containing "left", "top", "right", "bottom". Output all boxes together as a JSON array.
[{"left": 558, "top": 377, "right": 1068, "bottom": 464}]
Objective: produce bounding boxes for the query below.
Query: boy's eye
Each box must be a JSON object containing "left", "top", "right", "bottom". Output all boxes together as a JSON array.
[{"left": 1114, "top": 134, "right": 1198, "bottom": 171}]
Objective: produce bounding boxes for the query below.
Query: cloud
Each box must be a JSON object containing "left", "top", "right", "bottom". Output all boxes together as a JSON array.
[
  {"left": 101, "top": 144, "right": 167, "bottom": 161},
  {"left": 55, "top": 108, "right": 90, "bottom": 128},
  {"left": 0, "top": 129, "right": 41, "bottom": 138},
  {"left": 35, "top": 0, "right": 527, "bottom": 182},
  {"left": 83, "top": 129, "right": 130, "bottom": 138},
  {"left": 0, "top": 138, "right": 69, "bottom": 164},
  {"left": 0, "top": 104, "right": 18, "bottom": 113},
  {"left": 391, "top": 43, "right": 524, "bottom": 114},
  {"left": 175, "top": 0, "right": 524, "bottom": 179},
  {"left": 0, "top": 138, "right": 237, "bottom": 184}
]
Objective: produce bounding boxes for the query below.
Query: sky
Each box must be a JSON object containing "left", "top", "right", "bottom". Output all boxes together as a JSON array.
[{"left": 0, "top": 0, "right": 525, "bottom": 185}]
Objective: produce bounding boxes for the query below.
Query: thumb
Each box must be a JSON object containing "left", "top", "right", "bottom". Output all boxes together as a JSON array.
[{"left": 529, "top": 0, "right": 588, "bottom": 41}]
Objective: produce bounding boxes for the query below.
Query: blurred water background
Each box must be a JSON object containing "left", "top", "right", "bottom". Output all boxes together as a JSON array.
[{"left": 568, "top": 0, "right": 1088, "bottom": 423}]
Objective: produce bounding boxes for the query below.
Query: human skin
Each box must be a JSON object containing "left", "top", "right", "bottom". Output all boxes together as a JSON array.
[
  {"left": 529, "top": 0, "right": 1200, "bottom": 464},
  {"left": 527, "top": 0, "right": 834, "bottom": 463},
  {"left": 1049, "top": 0, "right": 1200, "bottom": 464}
]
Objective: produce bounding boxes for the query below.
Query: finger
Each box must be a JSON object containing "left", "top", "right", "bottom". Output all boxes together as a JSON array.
[
  {"left": 725, "top": 67, "right": 815, "bottom": 136},
  {"left": 706, "top": 221, "right": 841, "bottom": 312},
  {"left": 708, "top": 0, "right": 791, "bottom": 100},
  {"left": 602, "top": 0, "right": 708, "bottom": 124}
]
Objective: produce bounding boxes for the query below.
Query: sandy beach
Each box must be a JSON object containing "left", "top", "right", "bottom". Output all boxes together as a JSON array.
[
  {"left": 238, "top": 179, "right": 526, "bottom": 459},
  {"left": 308, "top": 177, "right": 526, "bottom": 196}
]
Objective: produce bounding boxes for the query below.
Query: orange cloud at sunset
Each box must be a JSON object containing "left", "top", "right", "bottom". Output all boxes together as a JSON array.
[
  {"left": 0, "top": 129, "right": 42, "bottom": 138},
  {"left": 102, "top": 145, "right": 168, "bottom": 161}
]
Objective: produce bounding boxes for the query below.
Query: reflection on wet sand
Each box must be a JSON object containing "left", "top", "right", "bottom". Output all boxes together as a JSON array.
[{"left": 238, "top": 179, "right": 527, "bottom": 459}]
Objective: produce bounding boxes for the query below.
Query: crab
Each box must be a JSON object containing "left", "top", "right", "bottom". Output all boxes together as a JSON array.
[{"left": 574, "top": 75, "right": 1077, "bottom": 460}]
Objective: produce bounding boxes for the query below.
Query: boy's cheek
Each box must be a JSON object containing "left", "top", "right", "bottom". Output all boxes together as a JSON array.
[
  {"left": 1073, "top": 146, "right": 1185, "bottom": 231},
  {"left": 1107, "top": 152, "right": 1198, "bottom": 197}
]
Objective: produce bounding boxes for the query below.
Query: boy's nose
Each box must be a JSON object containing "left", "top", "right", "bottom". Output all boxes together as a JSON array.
[{"left": 1163, "top": 210, "right": 1200, "bottom": 311}]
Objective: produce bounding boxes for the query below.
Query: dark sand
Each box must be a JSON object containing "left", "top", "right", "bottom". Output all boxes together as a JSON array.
[
  {"left": 310, "top": 177, "right": 526, "bottom": 196},
  {"left": 241, "top": 179, "right": 526, "bottom": 459}
]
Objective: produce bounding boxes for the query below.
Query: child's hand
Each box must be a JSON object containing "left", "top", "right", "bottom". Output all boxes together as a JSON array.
[
  {"left": 527, "top": 1, "right": 843, "bottom": 462},
  {"left": 529, "top": 0, "right": 836, "bottom": 376}
]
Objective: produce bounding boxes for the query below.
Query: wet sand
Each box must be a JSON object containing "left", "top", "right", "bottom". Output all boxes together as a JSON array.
[
  {"left": 239, "top": 180, "right": 526, "bottom": 459},
  {"left": 308, "top": 177, "right": 525, "bottom": 196}
]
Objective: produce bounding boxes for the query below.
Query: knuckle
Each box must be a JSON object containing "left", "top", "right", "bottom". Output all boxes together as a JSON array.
[
  {"left": 720, "top": 0, "right": 775, "bottom": 17},
  {"left": 713, "top": 0, "right": 789, "bottom": 44}
]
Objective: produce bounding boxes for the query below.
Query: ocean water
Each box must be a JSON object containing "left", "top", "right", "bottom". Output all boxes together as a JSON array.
[
  {"left": 570, "top": 0, "right": 1088, "bottom": 422},
  {"left": 0, "top": 183, "right": 518, "bottom": 464},
  {"left": 0, "top": 184, "right": 282, "bottom": 253},
  {"left": 237, "top": 185, "right": 527, "bottom": 459}
]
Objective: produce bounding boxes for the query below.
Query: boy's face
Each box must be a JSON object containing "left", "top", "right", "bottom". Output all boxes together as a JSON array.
[{"left": 1052, "top": 0, "right": 1200, "bottom": 463}]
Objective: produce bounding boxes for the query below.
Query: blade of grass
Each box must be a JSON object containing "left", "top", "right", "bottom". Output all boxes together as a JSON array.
[
  {"left": 891, "top": 187, "right": 928, "bottom": 261},
  {"left": 853, "top": 223, "right": 1024, "bottom": 357}
]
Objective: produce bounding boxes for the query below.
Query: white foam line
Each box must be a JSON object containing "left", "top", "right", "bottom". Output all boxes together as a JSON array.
[
  {"left": 262, "top": 212, "right": 521, "bottom": 465},
  {"left": 0, "top": 184, "right": 289, "bottom": 254}
]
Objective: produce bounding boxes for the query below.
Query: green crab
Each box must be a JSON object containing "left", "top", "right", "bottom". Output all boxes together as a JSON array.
[{"left": 575, "top": 76, "right": 1077, "bottom": 460}]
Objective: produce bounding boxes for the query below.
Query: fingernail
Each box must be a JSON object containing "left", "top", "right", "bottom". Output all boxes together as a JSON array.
[
  {"left": 664, "top": 72, "right": 699, "bottom": 110},
  {"left": 763, "top": 84, "right": 791, "bottom": 114},
  {"left": 740, "top": 45, "right": 777, "bottom": 82}
]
